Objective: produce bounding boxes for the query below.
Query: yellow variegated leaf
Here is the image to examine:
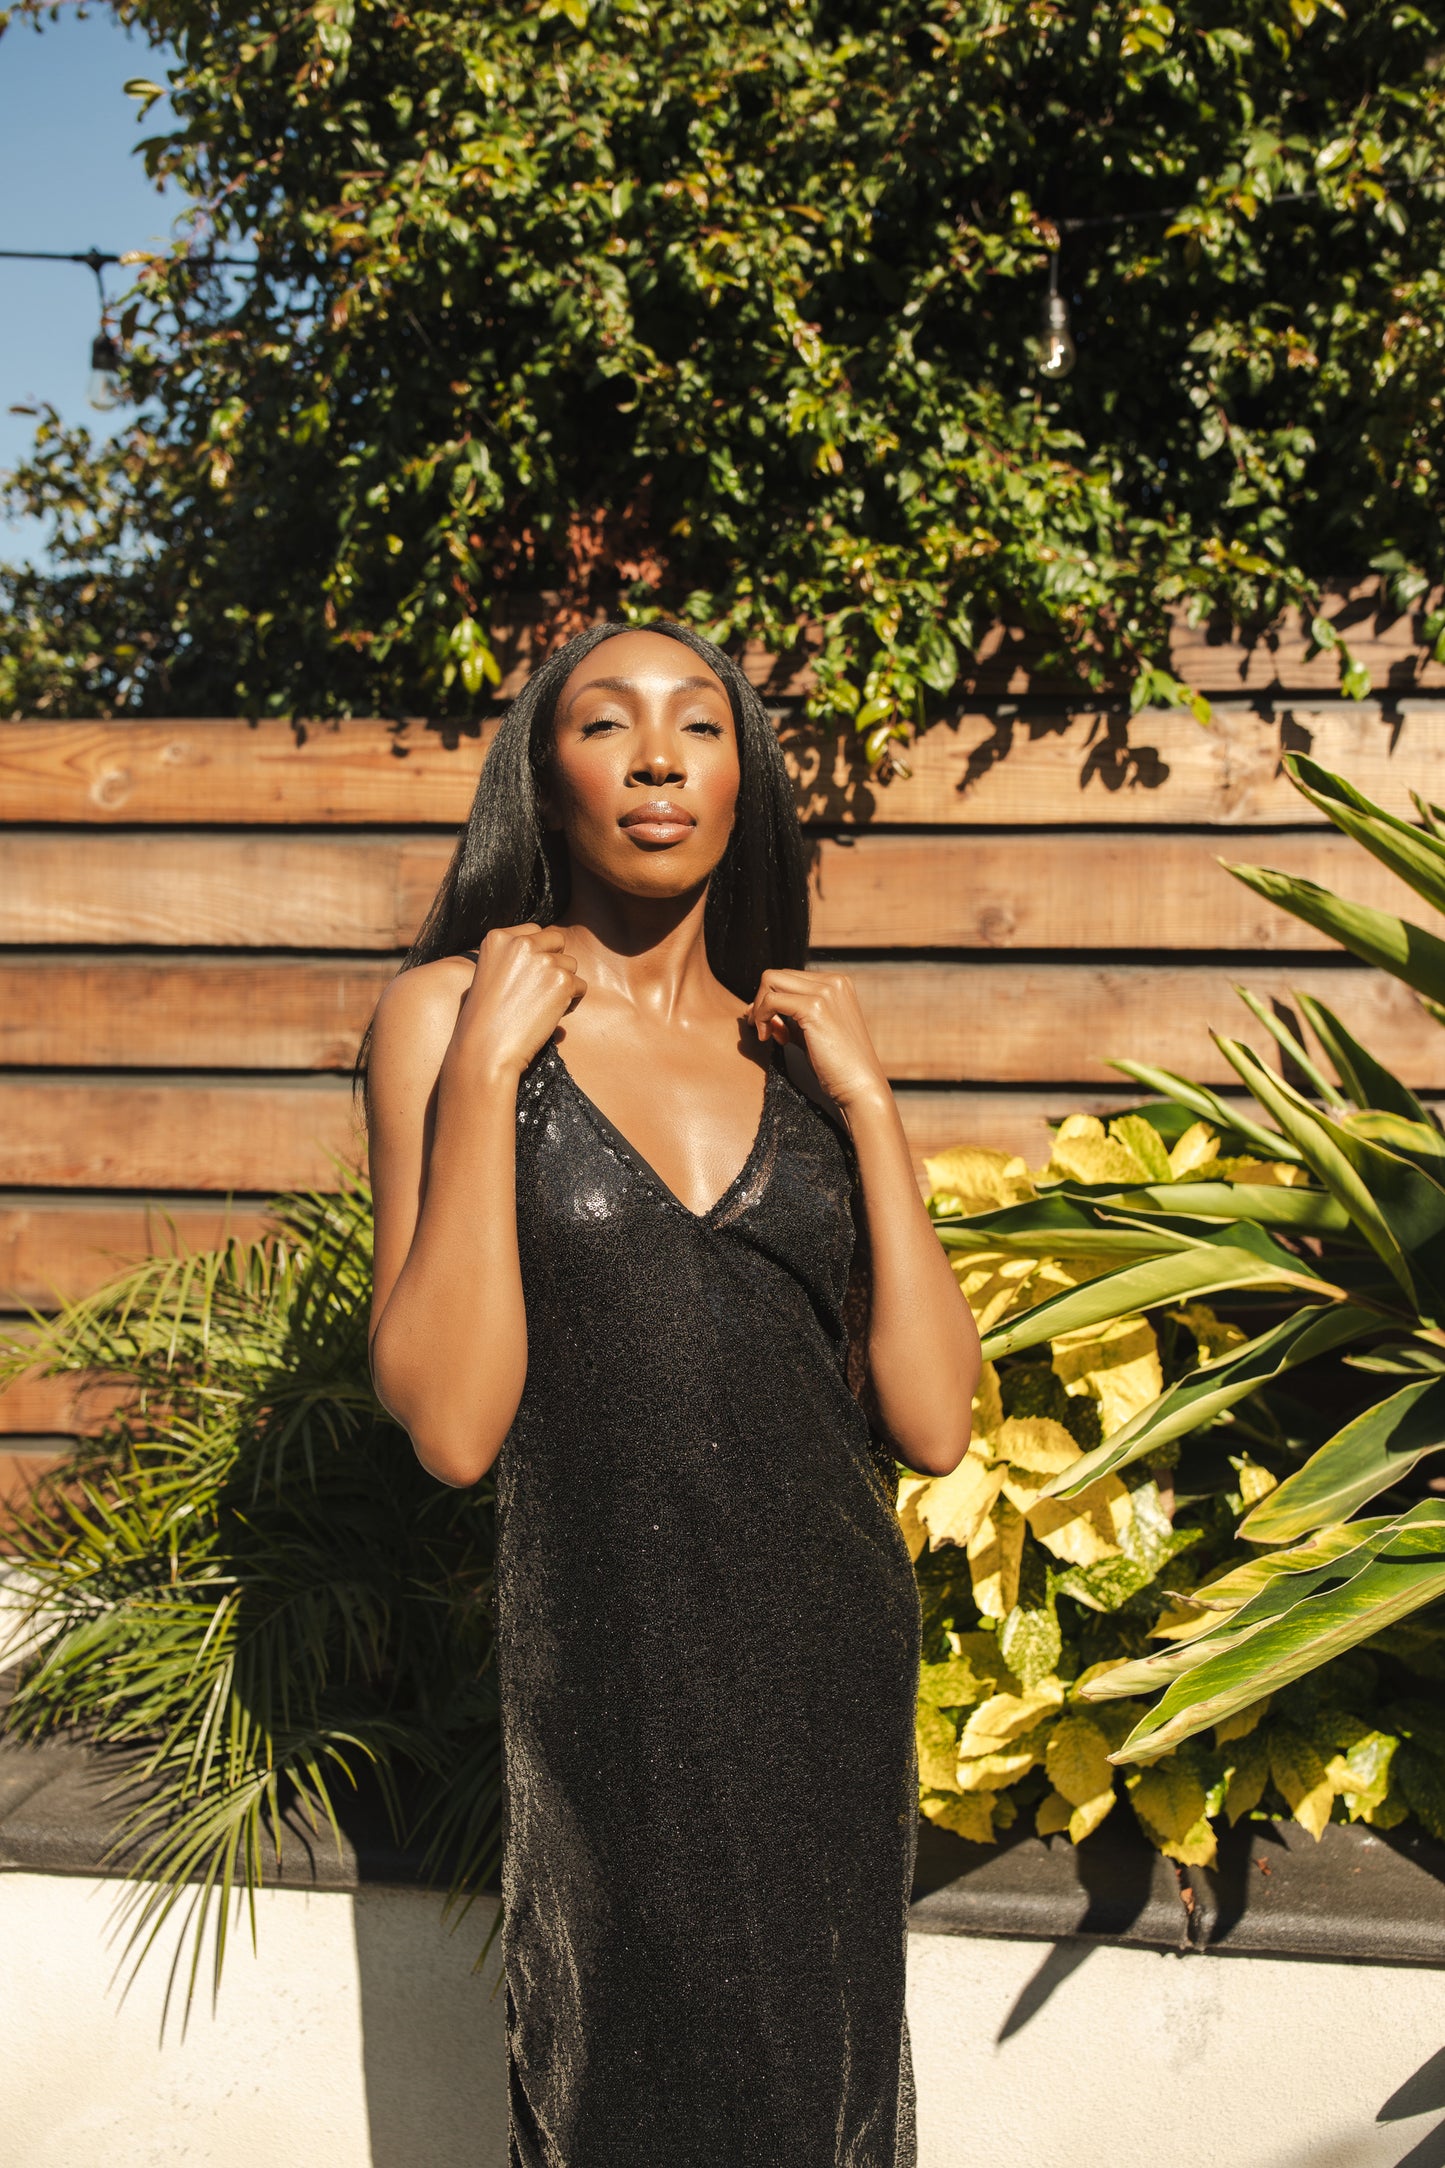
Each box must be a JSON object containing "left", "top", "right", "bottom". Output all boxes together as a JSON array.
[
  {"left": 1168, "top": 1121, "right": 1221, "bottom": 1177},
  {"left": 916, "top": 1703, "right": 962, "bottom": 1791},
  {"left": 1036, "top": 1789, "right": 1073, "bottom": 1837},
  {"left": 971, "top": 1362, "right": 1005, "bottom": 1452},
  {"left": 1233, "top": 1455, "right": 1278, "bottom": 1509},
  {"left": 1224, "top": 1731, "right": 1270, "bottom": 1824},
  {"left": 967, "top": 1493, "right": 1025, "bottom": 1616},
  {"left": 1046, "top": 1113, "right": 1152, "bottom": 1186},
  {"left": 1129, "top": 1760, "right": 1209, "bottom": 1851},
  {"left": 1086, "top": 1696, "right": 1145, "bottom": 1753},
  {"left": 925, "top": 1145, "right": 1035, "bottom": 1216},
  {"left": 1215, "top": 1157, "right": 1310, "bottom": 1187},
  {"left": 1362, "top": 1786, "right": 1410, "bottom": 1831},
  {"left": 955, "top": 1735, "right": 1045, "bottom": 1790},
  {"left": 957, "top": 1681, "right": 1064, "bottom": 1757},
  {"left": 917, "top": 1655, "right": 994, "bottom": 1709},
  {"left": 1162, "top": 1815, "right": 1217, "bottom": 1867},
  {"left": 895, "top": 1473, "right": 931, "bottom": 1561},
  {"left": 1045, "top": 1712, "right": 1116, "bottom": 1809},
  {"left": 1110, "top": 1113, "right": 1173, "bottom": 1181},
  {"left": 998, "top": 1415, "right": 1080, "bottom": 1476},
  {"left": 953, "top": 1253, "right": 1083, "bottom": 1334},
  {"left": 1051, "top": 1313, "right": 1163, "bottom": 1435},
  {"left": 1270, "top": 1726, "right": 1334, "bottom": 1839},
  {"left": 1214, "top": 1696, "right": 1270, "bottom": 1746},
  {"left": 945, "top": 1630, "right": 1021, "bottom": 1695},
  {"left": 1069, "top": 1789, "right": 1117, "bottom": 1843},
  {"left": 916, "top": 1452, "right": 1005, "bottom": 1550},
  {"left": 920, "top": 1789, "right": 998, "bottom": 1844},
  {"left": 1328, "top": 1728, "right": 1397, "bottom": 1819},
  {"left": 1171, "top": 1301, "right": 1247, "bottom": 1360},
  {"left": 1027, "top": 1473, "right": 1131, "bottom": 1565}
]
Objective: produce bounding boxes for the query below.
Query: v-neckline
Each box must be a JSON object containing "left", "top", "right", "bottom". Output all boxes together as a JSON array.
[{"left": 544, "top": 1041, "right": 779, "bottom": 1224}]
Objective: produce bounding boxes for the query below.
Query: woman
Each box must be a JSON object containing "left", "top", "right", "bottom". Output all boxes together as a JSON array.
[{"left": 366, "top": 620, "right": 979, "bottom": 2167}]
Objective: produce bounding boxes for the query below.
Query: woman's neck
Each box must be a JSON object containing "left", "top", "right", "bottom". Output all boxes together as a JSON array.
[{"left": 559, "top": 874, "right": 726, "bottom": 1024}]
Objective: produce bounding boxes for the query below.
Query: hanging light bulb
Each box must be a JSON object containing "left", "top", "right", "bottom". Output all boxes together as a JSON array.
[
  {"left": 88, "top": 328, "right": 123, "bottom": 411},
  {"left": 1037, "top": 252, "right": 1076, "bottom": 380}
]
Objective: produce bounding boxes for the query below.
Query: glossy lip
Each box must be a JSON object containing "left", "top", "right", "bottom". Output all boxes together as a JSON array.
[{"left": 617, "top": 798, "right": 696, "bottom": 843}]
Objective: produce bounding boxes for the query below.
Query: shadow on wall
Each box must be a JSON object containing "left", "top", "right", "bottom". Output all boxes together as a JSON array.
[
  {"left": 353, "top": 1886, "right": 509, "bottom": 2168},
  {"left": 1377, "top": 2046, "right": 1445, "bottom": 2168},
  {"left": 1250, "top": 2042, "right": 1445, "bottom": 2168}
]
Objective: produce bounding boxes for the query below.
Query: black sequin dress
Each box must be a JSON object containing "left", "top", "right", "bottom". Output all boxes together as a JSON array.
[{"left": 495, "top": 1039, "right": 922, "bottom": 2167}]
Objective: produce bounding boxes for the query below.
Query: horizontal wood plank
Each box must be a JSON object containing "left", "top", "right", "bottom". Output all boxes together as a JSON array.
[
  {"left": 0, "top": 1196, "right": 272, "bottom": 1309},
  {"left": 0, "top": 831, "right": 453, "bottom": 949},
  {"left": 0, "top": 1368, "right": 129, "bottom": 1437},
  {"left": 0, "top": 956, "right": 390, "bottom": 1070},
  {"left": 0, "top": 1077, "right": 360, "bottom": 1190},
  {"left": 0, "top": 826, "right": 1420, "bottom": 954},
  {"left": 808, "top": 830, "right": 1405, "bottom": 952},
  {"left": 797, "top": 703, "right": 1445, "bottom": 830},
  {"left": 0, "top": 1072, "right": 1235, "bottom": 1194},
  {"left": 4, "top": 703, "right": 1444, "bottom": 829},
  {"left": 854, "top": 960, "right": 1439, "bottom": 1087},
  {"left": 2, "top": 955, "right": 1435, "bottom": 1087},
  {"left": 0, "top": 1444, "right": 72, "bottom": 1499}
]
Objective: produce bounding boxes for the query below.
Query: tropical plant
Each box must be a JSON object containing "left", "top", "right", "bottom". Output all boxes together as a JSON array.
[
  {"left": 910, "top": 753, "right": 1445, "bottom": 1865},
  {"left": 0, "top": 1178, "right": 501, "bottom": 2021},
  {"left": 5, "top": 1, "right": 1445, "bottom": 743}
]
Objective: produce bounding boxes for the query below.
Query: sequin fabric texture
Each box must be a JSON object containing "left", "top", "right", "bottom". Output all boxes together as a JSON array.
[{"left": 495, "top": 1042, "right": 922, "bottom": 2168}]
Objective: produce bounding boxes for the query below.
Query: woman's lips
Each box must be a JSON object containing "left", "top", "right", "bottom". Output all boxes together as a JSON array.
[{"left": 618, "top": 800, "right": 697, "bottom": 845}]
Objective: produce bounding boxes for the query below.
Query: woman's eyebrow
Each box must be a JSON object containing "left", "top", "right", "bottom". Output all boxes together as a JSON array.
[{"left": 563, "top": 673, "right": 725, "bottom": 714}]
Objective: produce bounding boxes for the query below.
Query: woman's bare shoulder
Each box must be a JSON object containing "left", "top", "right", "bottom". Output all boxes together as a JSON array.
[{"left": 368, "top": 955, "right": 475, "bottom": 1084}]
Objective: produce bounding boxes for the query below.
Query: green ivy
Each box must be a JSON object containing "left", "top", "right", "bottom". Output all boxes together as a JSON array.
[{"left": 3, "top": 0, "right": 1444, "bottom": 742}]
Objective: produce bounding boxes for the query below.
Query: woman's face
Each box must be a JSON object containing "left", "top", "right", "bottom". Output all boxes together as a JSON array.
[{"left": 544, "top": 630, "right": 741, "bottom": 902}]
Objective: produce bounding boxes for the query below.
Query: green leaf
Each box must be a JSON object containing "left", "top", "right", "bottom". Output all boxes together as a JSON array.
[
  {"left": 1285, "top": 754, "right": 1445, "bottom": 920},
  {"left": 1109, "top": 1061, "right": 1304, "bottom": 1163},
  {"left": 1233, "top": 985, "right": 1345, "bottom": 1105},
  {"left": 1214, "top": 1036, "right": 1445, "bottom": 1315},
  {"left": 936, "top": 1191, "right": 1205, "bottom": 1263},
  {"left": 1293, "top": 992, "right": 1434, "bottom": 1123},
  {"left": 1223, "top": 864, "right": 1445, "bottom": 1008},
  {"left": 978, "top": 1222, "right": 1326, "bottom": 1363},
  {"left": 1043, "top": 1303, "right": 1374, "bottom": 1499},
  {"left": 1105, "top": 1505, "right": 1445, "bottom": 1759},
  {"left": 1114, "top": 1182, "right": 1351, "bottom": 1233},
  {"left": 1240, "top": 1375, "right": 1445, "bottom": 1542}
]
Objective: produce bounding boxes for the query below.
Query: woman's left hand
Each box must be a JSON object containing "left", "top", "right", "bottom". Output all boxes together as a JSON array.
[{"left": 749, "top": 969, "right": 891, "bottom": 1112}]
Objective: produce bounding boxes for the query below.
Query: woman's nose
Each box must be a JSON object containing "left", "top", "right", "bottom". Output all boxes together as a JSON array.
[{"left": 633, "top": 744, "right": 684, "bottom": 784}]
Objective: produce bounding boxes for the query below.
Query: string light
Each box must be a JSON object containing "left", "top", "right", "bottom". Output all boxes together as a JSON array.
[
  {"left": 1035, "top": 187, "right": 1336, "bottom": 382},
  {"left": 1037, "top": 252, "right": 1075, "bottom": 380},
  {"left": 0, "top": 245, "right": 252, "bottom": 413}
]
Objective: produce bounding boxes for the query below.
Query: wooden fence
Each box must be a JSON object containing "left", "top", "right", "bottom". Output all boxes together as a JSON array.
[{"left": 4, "top": 594, "right": 1445, "bottom": 1484}]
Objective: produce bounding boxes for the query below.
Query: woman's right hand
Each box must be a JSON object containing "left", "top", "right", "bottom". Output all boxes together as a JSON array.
[{"left": 446, "top": 924, "right": 586, "bottom": 1083}]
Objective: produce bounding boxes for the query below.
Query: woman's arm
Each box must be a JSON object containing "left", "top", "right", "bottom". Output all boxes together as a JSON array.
[
  {"left": 751, "top": 970, "right": 980, "bottom": 1477},
  {"left": 367, "top": 925, "right": 584, "bottom": 1487}
]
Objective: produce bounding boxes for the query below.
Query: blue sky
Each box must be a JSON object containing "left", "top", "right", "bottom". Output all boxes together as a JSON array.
[{"left": 0, "top": 7, "right": 180, "bottom": 566}]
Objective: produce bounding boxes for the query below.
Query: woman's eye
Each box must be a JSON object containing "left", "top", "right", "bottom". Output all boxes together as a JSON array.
[
  {"left": 685, "top": 719, "right": 724, "bottom": 737},
  {"left": 579, "top": 717, "right": 625, "bottom": 737}
]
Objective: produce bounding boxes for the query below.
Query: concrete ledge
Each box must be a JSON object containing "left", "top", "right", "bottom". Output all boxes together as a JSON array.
[
  {"left": 914, "top": 1813, "right": 1445, "bottom": 1966},
  {"left": 5, "top": 1699, "right": 1445, "bottom": 1968}
]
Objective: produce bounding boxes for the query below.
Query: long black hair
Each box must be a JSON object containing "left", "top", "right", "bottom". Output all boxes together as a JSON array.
[{"left": 358, "top": 620, "right": 808, "bottom": 1083}]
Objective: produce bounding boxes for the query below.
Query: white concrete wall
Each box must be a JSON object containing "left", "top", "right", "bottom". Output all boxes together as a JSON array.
[{"left": 2, "top": 1871, "right": 1443, "bottom": 2167}]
